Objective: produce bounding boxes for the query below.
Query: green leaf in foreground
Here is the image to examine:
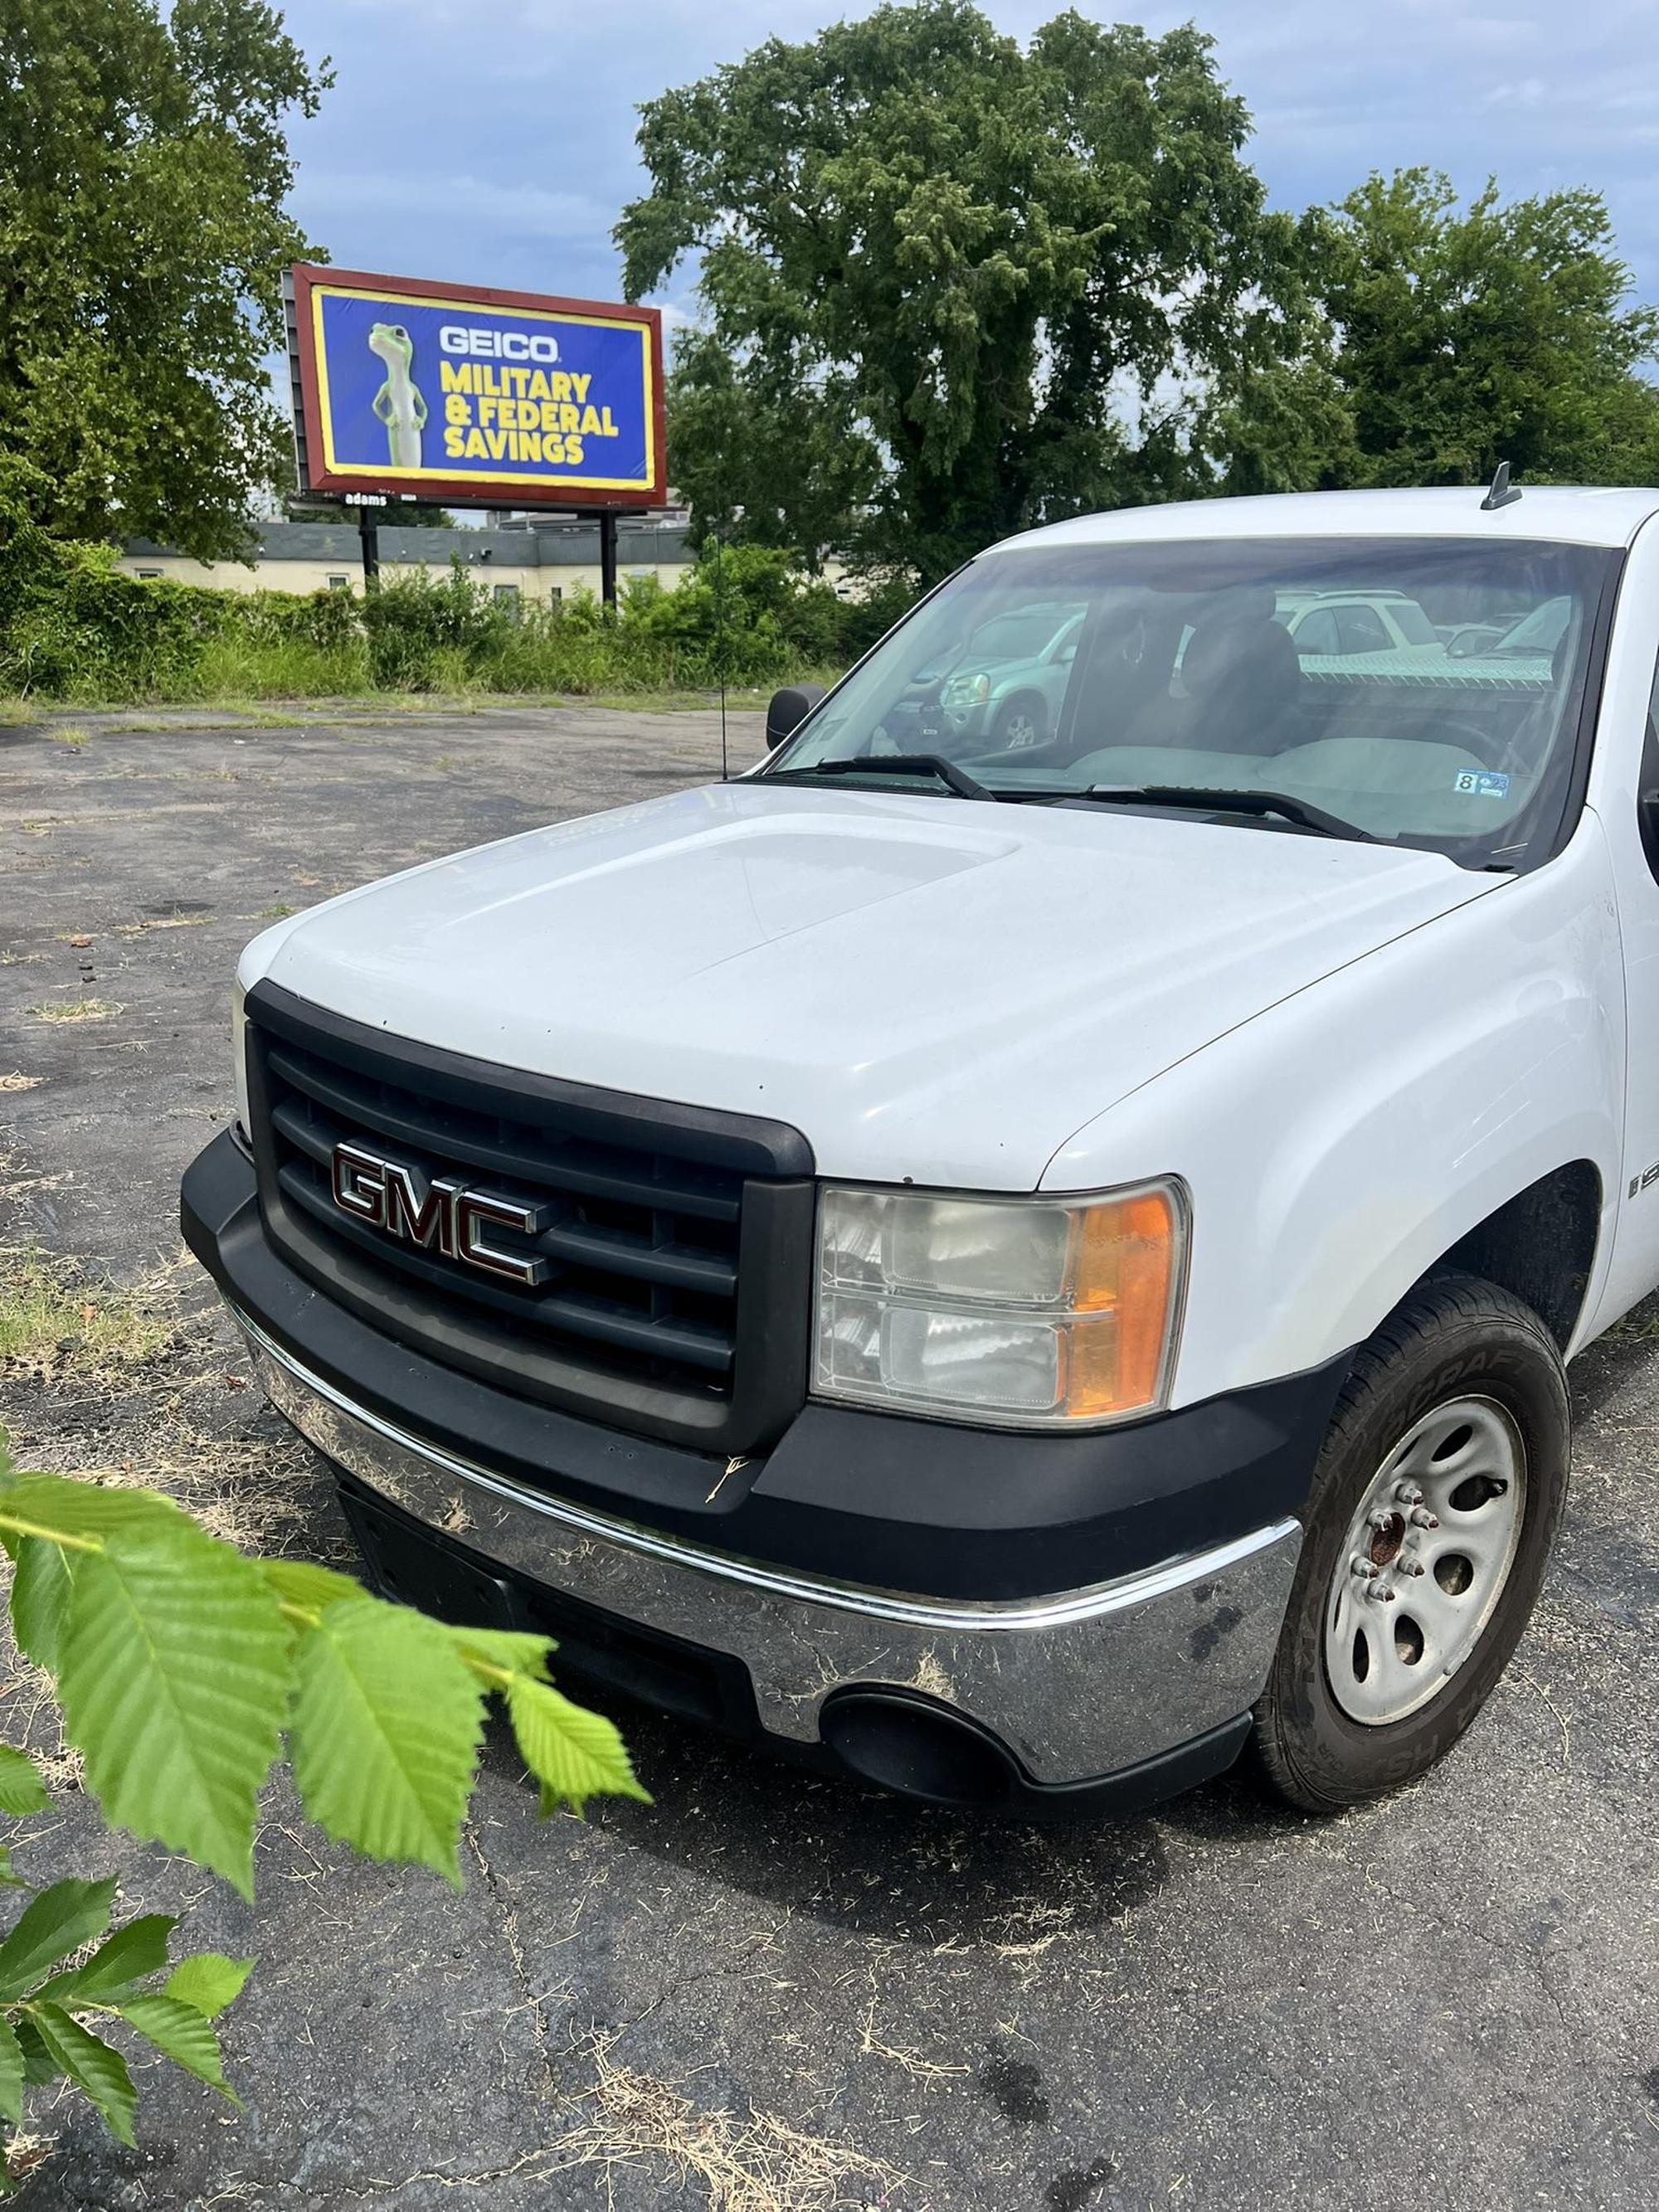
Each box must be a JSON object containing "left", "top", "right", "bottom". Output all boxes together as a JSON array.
[
  {"left": 0, "top": 1879, "right": 116, "bottom": 2003},
  {"left": 0, "top": 2017, "right": 24, "bottom": 2127},
  {"left": 258, "top": 1557, "right": 362, "bottom": 1616},
  {"left": 9, "top": 1537, "right": 71, "bottom": 1673},
  {"left": 114, "top": 1994, "right": 235, "bottom": 2100},
  {"left": 165, "top": 1952, "right": 255, "bottom": 2020},
  {"left": 0, "top": 1471, "right": 184, "bottom": 1543},
  {"left": 0, "top": 1748, "right": 49, "bottom": 1820},
  {"left": 36, "top": 1914, "right": 178, "bottom": 2005},
  {"left": 56, "top": 1520, "right": 290, "bottom": 1898},
  {"left": 290, "top": 1599, "right": 484, "bottom": 1884},
  {"left": 29, "top": 2005, "right": 136, "bottom": 2146},
  {"left": 445, "top": 1623, "right": 554, "bottom": 1679},
  {"left": 12, "top": 2017, "right": 56, "bottom": 2088},
  {"left": 504, "top": 1674, "right": 650, "bottom": 1818}
]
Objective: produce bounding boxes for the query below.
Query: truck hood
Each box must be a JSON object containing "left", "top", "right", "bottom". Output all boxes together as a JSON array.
[{"left": 248, "top": 781, "right": 1503, "bottom": 1188}]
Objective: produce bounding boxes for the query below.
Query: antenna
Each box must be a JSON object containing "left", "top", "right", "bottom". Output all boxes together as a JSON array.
[
  {"left": 1481, "top": 460, "right": 1523, "bottom": 513},
  {"left": 713, "top": 520, "right": 729, "bottom": 781}
]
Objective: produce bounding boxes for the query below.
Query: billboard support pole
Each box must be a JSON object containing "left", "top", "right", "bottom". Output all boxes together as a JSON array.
[
  {"left": 600, "top": 511, "right": 619, "bottom": 610},
  {"left": 358, "top": 505, "right": 382, "bottom": 595}
]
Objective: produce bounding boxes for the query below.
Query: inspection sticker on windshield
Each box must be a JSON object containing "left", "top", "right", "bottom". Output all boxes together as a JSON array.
[{"left": 1453, "top": 769, "right": 1511, "bottom": 800}]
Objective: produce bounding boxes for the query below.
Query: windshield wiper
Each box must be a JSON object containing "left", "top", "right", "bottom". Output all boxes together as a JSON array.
[
  {"left": 1077, "top": 785, "right": 1379, "bottom": 844},
  {"left": 772, "top": 755, "right": 999, "bottom": 801}
]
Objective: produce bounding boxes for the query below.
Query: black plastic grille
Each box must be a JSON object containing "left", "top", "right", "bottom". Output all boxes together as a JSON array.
[{"left": 246, "top": 984, "right": 814, "bottom": 1453}]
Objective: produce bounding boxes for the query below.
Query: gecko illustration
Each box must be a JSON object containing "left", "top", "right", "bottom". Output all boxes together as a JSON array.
[{"left": 367, "top": 322, "right": 427, "bottom": 469}]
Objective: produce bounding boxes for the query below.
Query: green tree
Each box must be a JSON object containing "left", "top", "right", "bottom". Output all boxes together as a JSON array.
[
  {"left": 1223, "top": 170, "right": 1659, "bottom": 493},
  {"left": 0, "top": 0, "right": 330, "bottom": 558},
  {"left": 620, "top": 2, "right": 1289, "bottom": 582}
]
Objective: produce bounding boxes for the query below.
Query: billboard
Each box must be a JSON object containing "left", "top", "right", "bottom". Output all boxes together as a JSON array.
[{"left": 285, "top": 265, "right": 665, "bottom": 510}]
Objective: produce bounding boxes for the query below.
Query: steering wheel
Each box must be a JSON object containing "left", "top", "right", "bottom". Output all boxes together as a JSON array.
[{"left": 1429, "top": 716, "right": 1509, "bottom": 769}]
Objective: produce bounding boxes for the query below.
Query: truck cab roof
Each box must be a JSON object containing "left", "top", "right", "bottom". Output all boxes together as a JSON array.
[{"left": 1004, "top": 485, "right": 1659, "bottom": 553}]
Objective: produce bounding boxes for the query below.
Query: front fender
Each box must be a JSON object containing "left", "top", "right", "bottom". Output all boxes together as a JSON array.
[{"left": 1044, "top": 820, "right": 1624, "bottom": 1407}]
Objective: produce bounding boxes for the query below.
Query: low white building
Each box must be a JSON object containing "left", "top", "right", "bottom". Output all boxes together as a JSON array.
[{"left": 117, "top": 516, "right": 698, "bottom": 606}]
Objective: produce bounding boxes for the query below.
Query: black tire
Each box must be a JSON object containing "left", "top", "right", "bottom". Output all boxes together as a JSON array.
[
  {"left": 993, "top": 693, "right": 1046, "bottom": 749},
  {"left": 1253, "top": 1271, "right": 1570, "bottom": 1812}
]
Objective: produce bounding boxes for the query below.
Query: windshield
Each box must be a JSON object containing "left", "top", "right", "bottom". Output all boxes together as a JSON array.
[{"left": 766, "top": 537, "right": 1614, "bottom": 867}]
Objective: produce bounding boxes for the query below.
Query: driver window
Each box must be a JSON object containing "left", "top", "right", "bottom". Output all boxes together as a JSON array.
[
  {"left": 1294, "top": 608, "right": 1340, "bottom": 657},
  {"left": 1337, "top": 605, "right": 1390, "bottom": 654}
]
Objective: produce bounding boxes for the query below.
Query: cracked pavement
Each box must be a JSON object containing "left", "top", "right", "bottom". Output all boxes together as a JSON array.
[{"left": 0, "top": 700, "right": 1655, "bottom": 2209}]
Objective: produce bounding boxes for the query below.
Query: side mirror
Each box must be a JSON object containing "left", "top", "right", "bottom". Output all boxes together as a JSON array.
[{"left": 766, "top": 683, "right": 828, "bottom": 749}]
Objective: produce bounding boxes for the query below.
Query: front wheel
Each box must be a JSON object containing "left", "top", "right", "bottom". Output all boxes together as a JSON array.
[
  {"left": 993, "top": 694, "right": 1046, "bottom": 750},
  {"left": 1253, "top": 1272, "right": 1569, "bottom": 1811}
]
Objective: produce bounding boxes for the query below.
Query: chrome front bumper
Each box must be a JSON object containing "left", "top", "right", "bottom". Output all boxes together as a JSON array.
[{"left": 233, "top": 1304, "right": 1301, "bottom": 1789}]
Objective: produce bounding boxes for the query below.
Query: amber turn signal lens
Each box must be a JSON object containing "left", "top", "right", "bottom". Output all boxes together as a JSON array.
[{"left": 1064, "top": 1189, "right": 1179, "bottom": 1416}]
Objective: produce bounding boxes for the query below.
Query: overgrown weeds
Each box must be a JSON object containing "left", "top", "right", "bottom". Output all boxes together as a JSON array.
[{"left": 0, "top": 532, "right": 908, "bottom": 707}]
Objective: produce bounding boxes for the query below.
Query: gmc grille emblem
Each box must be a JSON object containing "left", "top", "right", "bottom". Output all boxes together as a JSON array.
[{"left": 329, "top": 1139, "right": 552, "bottom": 1286}]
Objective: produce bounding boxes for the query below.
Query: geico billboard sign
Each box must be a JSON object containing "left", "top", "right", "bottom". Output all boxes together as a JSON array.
[{"left": 439, "top": 324, "right": 561, "bottom": 363}]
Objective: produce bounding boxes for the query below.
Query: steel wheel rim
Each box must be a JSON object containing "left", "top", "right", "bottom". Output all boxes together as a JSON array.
[{"left": 1323, "top": 1394, "right": 1527, "bottom": 1727}]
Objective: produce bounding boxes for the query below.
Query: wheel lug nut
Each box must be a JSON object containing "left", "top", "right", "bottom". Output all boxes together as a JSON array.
[
  {"left": 1350, "top": 1555, "right": 1377, "bottom": 1578},
  {"left": 1400, "top": 1558, "right": 1425, "bottom": 1577},
  {"left": 1408, "top": 1506, "right": 1439, "bottom": 1529},
  {"left": 1394, "top": 1481, "right": 1424, "bottom": 1506}
]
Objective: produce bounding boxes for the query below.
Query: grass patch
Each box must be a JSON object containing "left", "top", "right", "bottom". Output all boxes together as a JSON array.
[
  {"left": 113, "top": 914, "right": 208, "bottom": 936},
  {"left": 0, "top": 1249, "right": 178, "bottom": 1381},
  {"left": 256, "top": 902, "right": 299, "bottom": 920},
  {"left": 47, "top": 724, "right": 90, "bottom": 747},
  {"left": 27, "top": 998, "right": 123, "bottom": 1023}
]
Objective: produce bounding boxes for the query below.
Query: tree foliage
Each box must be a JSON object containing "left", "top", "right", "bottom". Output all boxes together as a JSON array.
[
  {"left": 620, "top": 1, "right": 1291, "bottom": 581},
  {"left": 0, "top": 1427, "right": 645, "bottom": 2179},
  {"left": 0, "top": 0, "right": 331, "bottom": 557},
  {"left": 625, "top": 10, "right": 1659, "bottom": 566},
  {"left": 1221, "top": 169, "right": 1659, "bottom": 493}
]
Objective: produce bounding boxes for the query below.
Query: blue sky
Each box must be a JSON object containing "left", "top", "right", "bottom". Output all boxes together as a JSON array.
[{"left": 278, "top": 0, "right": 1659, "bottom": 327}]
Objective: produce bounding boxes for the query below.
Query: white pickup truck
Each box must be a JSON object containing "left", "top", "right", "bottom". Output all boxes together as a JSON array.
[{"left": 183, "top": 484, "right": 1659, "bottom": 1821}]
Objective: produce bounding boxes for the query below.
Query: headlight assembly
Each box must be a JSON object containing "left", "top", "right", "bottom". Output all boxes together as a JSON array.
[{"left": 812, "top": 1179, "right": 1188, "bottom": 1428}]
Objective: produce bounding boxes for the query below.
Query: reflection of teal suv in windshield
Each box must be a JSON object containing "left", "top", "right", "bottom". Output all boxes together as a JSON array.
[
  {"left": 878, "top": 603, "right": 1086, "bottom": 752},
  {"left": 1273, "top": 590, "right": 1440, "bottom": 658}
]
